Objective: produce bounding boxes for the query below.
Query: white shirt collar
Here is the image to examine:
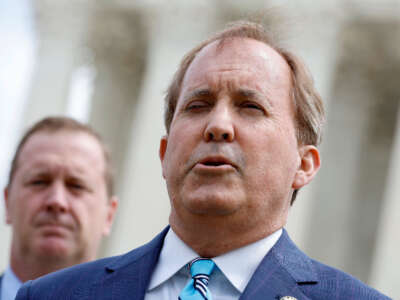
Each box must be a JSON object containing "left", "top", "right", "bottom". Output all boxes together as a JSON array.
[
  {"left": 148, "top": 227, "right": 282, "bottom": 293},
  {"left": 148, "top": 228, "right": 198, "bottom": 291},
  {"left": 1, "top": 266, "right": 23, "bottom": 300}
]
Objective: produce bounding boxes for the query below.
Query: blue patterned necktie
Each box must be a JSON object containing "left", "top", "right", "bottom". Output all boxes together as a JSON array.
[{"left": 179, "top": 258, "right": 215, "bottom": 300}]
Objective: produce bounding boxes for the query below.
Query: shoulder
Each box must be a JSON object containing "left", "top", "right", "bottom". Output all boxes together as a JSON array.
[
  {"left": 16, "top": 227, "right": 169, "bottom": 300},
  {"left": 272, "top": 230, "right": 391, "bottom": 300},
  {"left": 16, "top": 255, "right": 124, "bottom": 300},
  {"left": 306, "top": 258, "right": 391, "bottom": 299}
]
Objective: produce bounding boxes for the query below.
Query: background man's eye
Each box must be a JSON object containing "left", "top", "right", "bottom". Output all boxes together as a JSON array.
[
  {"left": 68, "top": 183, "right": 84, "bottom": 190},
  {"left": 31, "top": 180, "right": 47, "bottom": 186}
]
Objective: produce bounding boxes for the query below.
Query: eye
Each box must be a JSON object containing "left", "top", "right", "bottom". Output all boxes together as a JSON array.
[
  {"left": 186, "top": 100, "right": 210, "bottom": 111},
  {"left": 27, "top": 178, "right": 50, "bottom": 190},
  {"left": 30, "top": 179, "right": 48, "bottom": 186},
  {"left": 67, "top": 182, "right": 85, "bottom": 190},
  {"left": 70, "top": 183, "right": 82, "bottom": 189},
  {"left": 240, "top": 102, "right": 264, "bottom": 112}
]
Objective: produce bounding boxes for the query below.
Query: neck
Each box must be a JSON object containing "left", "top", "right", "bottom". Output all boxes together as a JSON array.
[
  {"left": 9, "top": 247, "right": 90, "bottom": 282},
  {"left": 169, "top": 211, "right": 286, "bottom": 257}
]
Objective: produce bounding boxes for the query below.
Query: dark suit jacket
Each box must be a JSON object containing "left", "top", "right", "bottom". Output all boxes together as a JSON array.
[
  {"left": 0, "top": 273, "right": 3, "bottom": 299},
  {"left": 15, "top": 227, "right": 390, "bottom": 299}
]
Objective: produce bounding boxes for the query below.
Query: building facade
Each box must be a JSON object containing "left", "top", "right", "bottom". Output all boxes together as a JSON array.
[{"left": 1, "top": 0, "right": 399, "bottom": 297}]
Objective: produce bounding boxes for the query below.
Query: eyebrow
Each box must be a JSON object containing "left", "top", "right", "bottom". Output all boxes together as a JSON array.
[
  {"left": 236, "top": 88, "right": 273, "bottom": 111},
  {"left": 182, "top": 88, "right": 273, "bottom": 112},
  {"left": 23, "top": 167, "right": 50, "bottom": 177},
  {"left": 21, "top": 169, "right": 50, "bottom": 184},
  {"left": 236, "top": 88, "right": 261, "bottom": 100},
  {"left": 182, "top": 89, "right": 213, "bottom": 103}
]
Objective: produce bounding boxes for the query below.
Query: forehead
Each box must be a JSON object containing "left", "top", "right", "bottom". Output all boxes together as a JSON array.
[
  {"left": 16, "top": 130, "right": 106, "bottom": 176},
  {"left": 181, "top": 37, "right": 292, "bottom": 95}
]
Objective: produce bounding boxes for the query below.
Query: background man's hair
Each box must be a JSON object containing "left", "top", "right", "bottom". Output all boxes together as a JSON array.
[
  {"left": 164, "top": 20, "right": 326, "bottom": 204},
  {"left": 7, "top": 116, "right": 114, "bottom": 197}
]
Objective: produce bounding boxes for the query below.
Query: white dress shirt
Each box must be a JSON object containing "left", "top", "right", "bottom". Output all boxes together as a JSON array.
[
  {"left": 1, "top": 267, "right": 22, "bottom": 300},
  {"left": 145, "top": 227, "right": 282, "bottom": 300}
]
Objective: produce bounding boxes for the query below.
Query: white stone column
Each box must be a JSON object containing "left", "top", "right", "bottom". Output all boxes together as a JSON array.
[
  {"left": 23, "top": 0, "right": 93, "bottom": 126},
  {"left": 285, "top": 7, "right": 342, "bottom": 249},
  {"left": 369, "top": 107, "right": 400, "bottom": 298},
  {"left": 104, "top": 1, "right": 219, "bottom": 256},
  {"left": 0, "top": 0, "right": 37, "bottom": 271}
]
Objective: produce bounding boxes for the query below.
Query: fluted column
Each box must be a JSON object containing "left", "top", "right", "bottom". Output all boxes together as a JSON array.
[
  {"left": 104, "top": 1, "right": 219, "bottom": 256},
  {"left": 370, "top": 102, "right": 400, "bottom": 297},
  {"left": 22, "top": 0, "right": 93, "bottom": 125},
  {"left": 0, "top": 0, "right": 37, "bottom": 271}
]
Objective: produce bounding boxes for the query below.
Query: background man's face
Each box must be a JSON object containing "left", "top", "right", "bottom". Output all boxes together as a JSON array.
[
  {"left": 161, "top": 38, "right": 305, "bottom": 232},
  {"left": 5, "top": 130, "right": 116, "bottom": 264}
]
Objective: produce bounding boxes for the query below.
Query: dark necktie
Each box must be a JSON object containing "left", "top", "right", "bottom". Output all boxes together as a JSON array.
[{"left": 179, "top": 258, "right": 215, "bottom": 300}]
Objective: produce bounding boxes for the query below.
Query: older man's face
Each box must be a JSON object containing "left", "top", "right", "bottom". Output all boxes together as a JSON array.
[
  {"left": 5, "top": 131, "right": 117, "bottom": 267},
  {"left": 160, "top": 38, "right": 315, "bottom": 235}
]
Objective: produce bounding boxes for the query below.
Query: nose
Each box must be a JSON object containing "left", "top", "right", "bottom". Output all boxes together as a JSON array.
[
  {"left": 45, "top": 182, "right": 69, "bottom": 213},
  {"left": 204, "top": 104, "right": 235, "bottom": 142}
]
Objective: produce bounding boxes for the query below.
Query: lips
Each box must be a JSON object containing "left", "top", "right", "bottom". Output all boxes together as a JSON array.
[
  {"left": 36, "top": 222, "right": 71, "bottom": 234},
  {"left": 197, "top": 156, "right": 237, "bottom": 169},
  {"left": 34, "top": 216, "right": 75, "bottom": 231},
  {"left": 37, "top": 221, "right": 68, "bottom": 228},
  {"left": 34, "top": 223, "right": 72, "bottom": 239}
]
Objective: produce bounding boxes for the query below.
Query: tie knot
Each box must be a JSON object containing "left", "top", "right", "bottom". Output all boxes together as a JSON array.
[
  {"left": 189, "top": 258, "right": 215, "bottom": 278},
  {"left": 179, "top": 258, "right": 215, "bottom": 300}
]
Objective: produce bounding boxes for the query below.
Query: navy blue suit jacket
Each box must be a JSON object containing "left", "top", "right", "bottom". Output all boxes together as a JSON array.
[
  {"left": 15, "top": 227, "right": 390, "bottom": 299},
  {"left": 0, "top": 274, "right": 3, "bottom": 300}
]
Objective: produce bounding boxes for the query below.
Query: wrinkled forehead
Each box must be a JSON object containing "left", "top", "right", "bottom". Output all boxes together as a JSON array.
[{"left": 181, "top": 37, "right": 292, "bottom": 94}]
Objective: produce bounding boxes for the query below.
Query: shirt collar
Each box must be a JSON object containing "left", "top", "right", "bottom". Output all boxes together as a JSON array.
[
  {"left": 1, "top": 267, "right": 23, "bottom": 300},
  {"left": 213, "top": 228, "right": 282, "bottom": 292},
  {"left": 148, "top": 227, "right": 282, "bottom": 293},
  {"left": 148, "top": 228, "right": 198, "bottom": 290}
]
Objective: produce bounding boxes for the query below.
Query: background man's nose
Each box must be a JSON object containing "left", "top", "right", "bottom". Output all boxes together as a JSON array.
[{"left": 44, "top": 182, "right": 69, "bottom": 213}]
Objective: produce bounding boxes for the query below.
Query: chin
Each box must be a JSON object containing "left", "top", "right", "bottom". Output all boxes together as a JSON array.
[
  {"left": 182, "top": 191, "right": 243, "bottom": 216},
  {"left": 36, "top": 239, "right": 73, "bottom": 259}
]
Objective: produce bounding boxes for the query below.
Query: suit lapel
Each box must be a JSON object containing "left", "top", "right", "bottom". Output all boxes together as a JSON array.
[
  {"left": 80, "top": 227, "right": 317, "bottom": 300},
  {"left": 90, "top": 227, "right": 169, "bottom": 300},
  {"left": 240, "top": 229, "right": 318, "bottom": 300}
]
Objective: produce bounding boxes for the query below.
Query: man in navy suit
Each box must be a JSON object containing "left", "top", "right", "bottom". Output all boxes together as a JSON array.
[
  {"left": 16, "top": 21, "right": 390, "bottom": 300},
  {"left": 1, "top": 117, "right": 117, "bottom": 300}
]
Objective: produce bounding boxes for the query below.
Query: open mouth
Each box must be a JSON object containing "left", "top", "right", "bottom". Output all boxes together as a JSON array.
[
  {"left": 198, "top": 156, "right": 236, "bottom": 169},
  {"left": 202, "top": 161, "right": 227, "bottom": 166}
]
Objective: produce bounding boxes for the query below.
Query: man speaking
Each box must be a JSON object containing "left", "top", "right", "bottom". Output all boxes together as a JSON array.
[{"left": 16, "top": 21, "right": 390, "bottom": 300}]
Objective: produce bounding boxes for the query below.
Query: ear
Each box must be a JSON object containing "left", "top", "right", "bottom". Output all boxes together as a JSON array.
[
  {"left": 4, "top": 187, "right": 12, "bottom": 225},
  {"left": 102, "top": 196, "right": 118, "bottom": 236},
  {"left": 292, "top": 145, "right": 321, "bottom": 190},
  {"left": 159, "top": 135, "right": 168, "bottom": 179}
]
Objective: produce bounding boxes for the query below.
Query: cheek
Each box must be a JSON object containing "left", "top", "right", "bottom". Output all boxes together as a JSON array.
[
  {"left": 165, "top": 130, "right": 194, "bottom": 172},
  {"left": 243, "top": 131, "right": 298, "bottom": 180},
  {"left": 17, "top": 194, "right": 41, "bottom": 221},
  {"left": 69, "top": 200, "right": 90, "bottom": 227},
  {"left": 74, "top": 197, "right": 108, "bottom": 227}
]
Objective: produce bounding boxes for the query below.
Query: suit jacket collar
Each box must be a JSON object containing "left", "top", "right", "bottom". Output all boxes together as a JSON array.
[
  {"left": 97, "top": 226, "right": 169, "bottom": 300},
  {"left": 98, "top": 227, "right": 317, "bottom": 300},
  {"left": 240, "top": 229, "right": 318, "bottom": 300}
]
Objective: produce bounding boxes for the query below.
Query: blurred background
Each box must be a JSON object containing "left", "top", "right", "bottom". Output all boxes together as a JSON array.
[{"left": 1, "top": 0, "right": 399, "bottom": 297}]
